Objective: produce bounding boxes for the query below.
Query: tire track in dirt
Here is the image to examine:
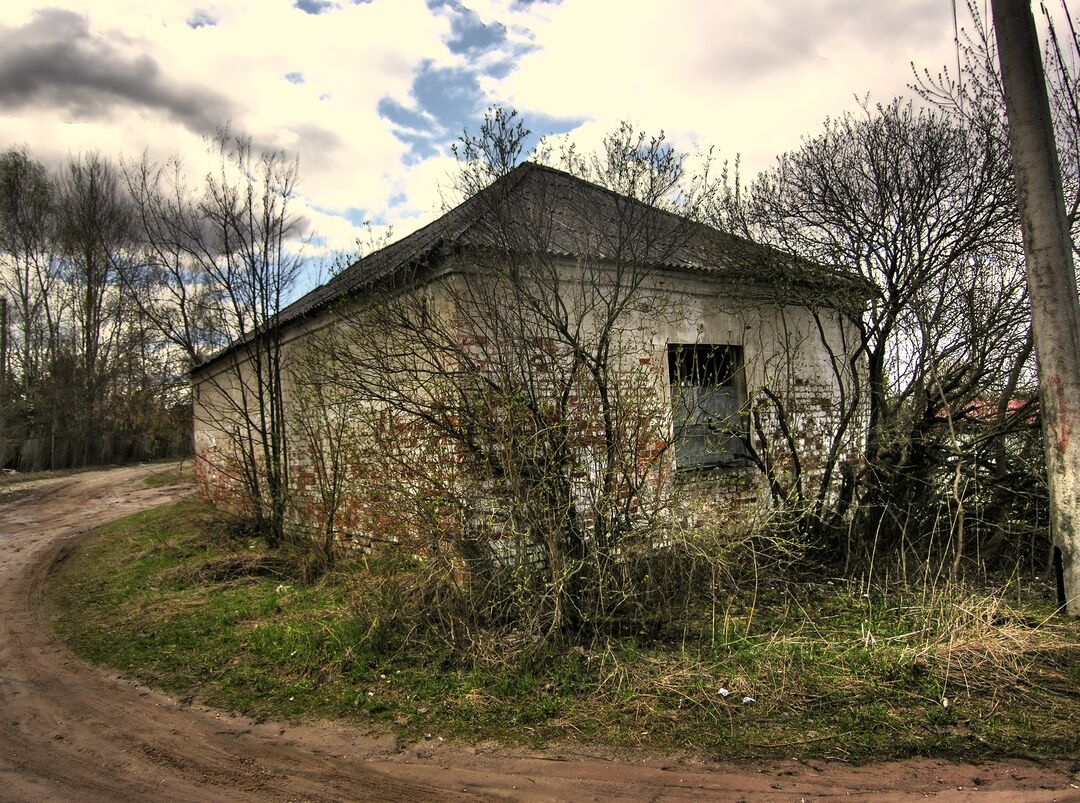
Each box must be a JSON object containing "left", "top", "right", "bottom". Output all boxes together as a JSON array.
[
  {"left": 0, "top": 466, "right": 448, "bottom": 802},
  {"left": 1, "top": 465, "right": 1077, "bottom": 801}
]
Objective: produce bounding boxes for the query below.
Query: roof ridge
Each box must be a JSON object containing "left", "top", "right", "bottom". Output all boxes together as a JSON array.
[{"left": 441, "top": 161, "right": 539, "bottom": 245}]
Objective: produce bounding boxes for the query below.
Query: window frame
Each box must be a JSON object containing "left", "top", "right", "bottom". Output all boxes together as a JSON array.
[{"left": 666, "top": 343, "right": 750, "bottom": 471}]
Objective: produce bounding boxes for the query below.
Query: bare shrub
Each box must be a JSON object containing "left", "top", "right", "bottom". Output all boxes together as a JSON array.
[{"left": 307, "top": 113, "right": 724, "bottom": 649}]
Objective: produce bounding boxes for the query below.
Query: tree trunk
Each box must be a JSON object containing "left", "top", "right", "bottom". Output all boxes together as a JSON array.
[
  {"left": 0, "top": 296, "right": 8, "bottom": 384},
  {"left": 992, "top": 0, "right": 1080, "bottom": 614}
]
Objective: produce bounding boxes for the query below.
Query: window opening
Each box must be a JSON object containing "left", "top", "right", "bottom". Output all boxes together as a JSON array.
[{"left": 667, "top": 344, "right": 747, "bottom": 469}]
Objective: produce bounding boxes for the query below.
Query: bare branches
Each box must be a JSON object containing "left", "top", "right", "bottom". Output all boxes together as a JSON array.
[
  {"left": 737, "top": 93, "right": 1034, "bottom": 566},
  {"left": 0, "top": 147, "right": 192, "bottom": 470},
  {"left": 183, "top": 131, "right": 306, "bottom": 547},
  {"left": 302, "top": 113, "right": 738, "bottom": 644}
]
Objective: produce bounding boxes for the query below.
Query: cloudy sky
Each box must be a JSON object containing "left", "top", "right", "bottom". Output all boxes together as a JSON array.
[{"left": 0, "top": 0, "right": 1056, "bottom": 281}]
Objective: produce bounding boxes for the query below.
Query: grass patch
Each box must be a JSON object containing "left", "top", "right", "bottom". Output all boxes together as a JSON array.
[{"left": 47, "top": 500, "right": 1080, "bottom": 761}]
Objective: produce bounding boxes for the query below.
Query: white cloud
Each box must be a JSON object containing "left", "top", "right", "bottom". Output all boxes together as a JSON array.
[
  {"left": 1, "top": 0, "right": 451, "bottom": 256},
  {"left": 1, "top": 0, "right": 1042, "bottom": 281},
  {"left": 497, "top": 0, "right": 959, "bottom": 176}
]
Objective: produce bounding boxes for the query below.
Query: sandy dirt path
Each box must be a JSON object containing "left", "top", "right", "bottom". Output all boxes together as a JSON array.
[{"left": 0, "top": 464, "right": 1078, "bottom": 802}]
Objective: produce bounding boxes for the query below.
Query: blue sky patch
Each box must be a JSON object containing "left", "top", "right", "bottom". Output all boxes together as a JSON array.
[
  {"left": 371, "top": 1, "right": 575, "bottom": 167},
  {"left": 446, "top": 6, "right": 507, "bottom": 54},
  {"left": 411, "top": 62, "right": 484, "bottom": 132},
  {"left": 425, "top": 0, "right": 509, "bottom": 56},
  {"left": 285, "top": 72, "right": 305, "bottom": 85},
  {"left": 294, "top": 0, "right": 335, "bottom": 15},
  {"left": 186, "top": 10, "right": 216, "bottom": 28},
  {"left": 344, "top": 207, "right": 370, "bottom": 226},
  {"left": 377, "top": 97, "right": 431, "bottom": 132},
  {"left": 483, "top": 60, "right": 515, "bottom": 80},
  {"left": 519, "top": 111, "right": 585, "bottom": 155},
  {"left": 399, "top": 136, "right": 441, "bottom": 164},
  {"left": 378, "top": 50, "right": 584, "bottom": 168},
  {"left": 378, "top": 60, "right": 485, "bottom": 162}
]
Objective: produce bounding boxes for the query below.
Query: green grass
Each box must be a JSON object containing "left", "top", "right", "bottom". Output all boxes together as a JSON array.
[{"left": 47, "top": 500, "right": 1080, "bottom": 761}]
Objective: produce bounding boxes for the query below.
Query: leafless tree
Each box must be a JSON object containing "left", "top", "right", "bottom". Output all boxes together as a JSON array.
[
  {"left": 57, "top": 153, "right": 135, "bottom": 464},
  {"left": 186, "top": 131, "right": 305, "bottom": 547},
  {"left": 0, "top": 149, "right": 57, "bottom": 394},
  {"left": 730, "top": 98, "right": 1029, "bottom": 569},
  {"left": 0, "top": 147, "right": 194, "bottom": 470},
  {"left": 121, "top": 153, "right": 232, "bottom": 365},
  {"left": 305, "top": 111, "right": 800, "bottom": 646},
  {"left": 917, "top": 0, "right": 1080, "bottom": 256},
  {"left": 287, "top": 349, "right": 354, "bottom": 575},
  {"left": 914, "top": 0, "right": 1080, "bottom": 601},
  {"left": 991, "top": 0, "right": 1080, "bottom": 613}
]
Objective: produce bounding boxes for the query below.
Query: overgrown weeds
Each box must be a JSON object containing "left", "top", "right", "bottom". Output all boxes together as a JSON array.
[{"left": 47, "top": 499, "right": 1080, "bottom": 761}]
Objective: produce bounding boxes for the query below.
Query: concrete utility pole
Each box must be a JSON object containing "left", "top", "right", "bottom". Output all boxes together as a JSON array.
[{"left": 992, "top": 0, "right": 1080, "bottom": 614}]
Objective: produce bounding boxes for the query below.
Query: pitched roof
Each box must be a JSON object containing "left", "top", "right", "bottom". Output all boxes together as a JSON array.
[{"left": 193, "top": 162, "right": 867, "bottom": 374}]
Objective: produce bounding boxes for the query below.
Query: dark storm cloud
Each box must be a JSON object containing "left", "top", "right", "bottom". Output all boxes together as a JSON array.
[
  {"left": 293, "top": 124, "right": 343, "bottom": 157},
  {"left": 0, "top": 9, "right": 234, "bottom": 133}
]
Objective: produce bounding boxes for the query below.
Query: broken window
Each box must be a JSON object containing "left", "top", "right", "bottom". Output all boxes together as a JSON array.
[{"left": 668, "top": 344, "right": 747, "bottom": 470}]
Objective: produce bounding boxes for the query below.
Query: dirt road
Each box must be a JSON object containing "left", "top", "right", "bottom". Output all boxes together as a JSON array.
[{"left": 0, "top": 465, "right": 1077, "bottom": 801}]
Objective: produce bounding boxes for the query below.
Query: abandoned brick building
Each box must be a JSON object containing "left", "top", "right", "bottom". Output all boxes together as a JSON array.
[{"left": 191, "top": 162, "right": 868, "bottom": 549}]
